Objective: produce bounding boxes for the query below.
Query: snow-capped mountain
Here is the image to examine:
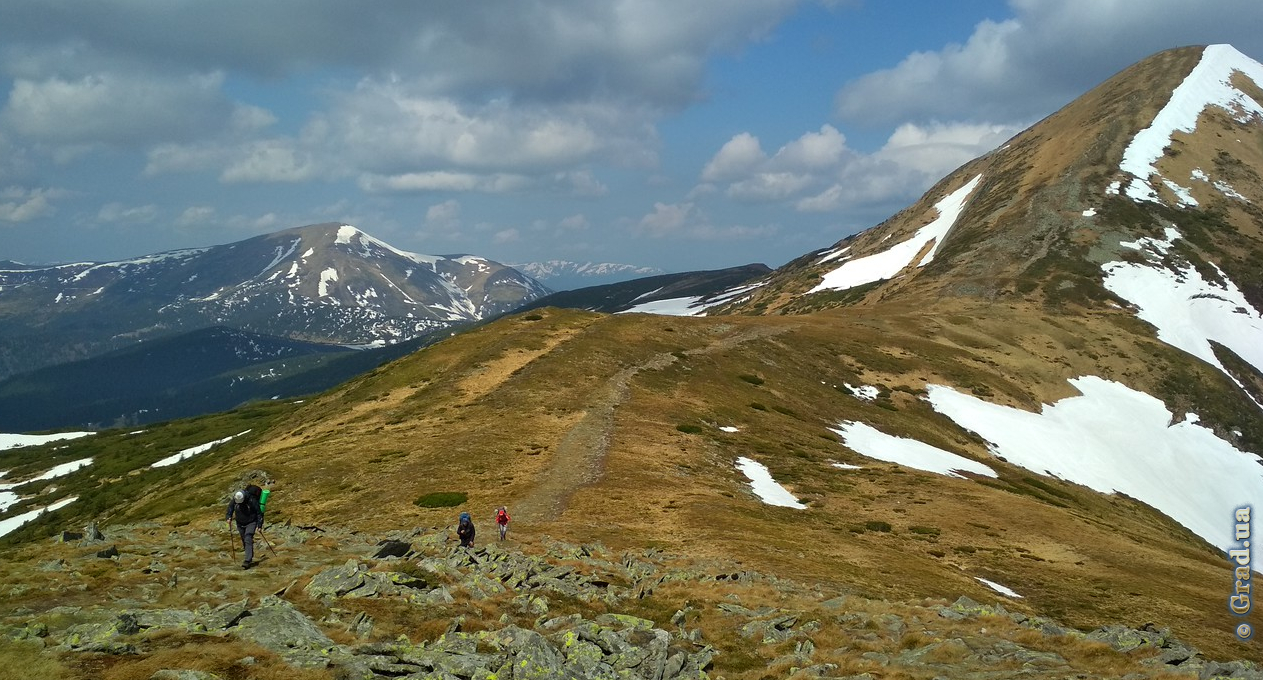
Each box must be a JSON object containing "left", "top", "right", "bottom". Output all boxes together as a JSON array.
[
  {"left": 509, "top": 260, "right": 665, "bottom": 291},
  {"left": 0, "top": 223, "right": 550, "bottom": 379}
]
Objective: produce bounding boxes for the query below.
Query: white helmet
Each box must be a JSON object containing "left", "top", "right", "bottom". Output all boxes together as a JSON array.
[{"left": 234, "top": 490, "right": 245, "bottom": 503}]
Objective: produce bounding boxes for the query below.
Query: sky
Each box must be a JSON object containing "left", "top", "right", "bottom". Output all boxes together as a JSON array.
[{"left": 2, "top": 1, "right": 1263, "bottom": 274}]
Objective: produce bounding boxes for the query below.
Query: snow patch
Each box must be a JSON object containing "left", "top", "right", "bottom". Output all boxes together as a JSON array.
[
  {"left": 844, "top": 383, "right": 879, "bottom": 401},
  {"left": 1081, "top": 208, "right": 1097, "bottom": 217},
  {"left": 319, "top": 268, "right": 339, "bottom": 298},
  {"left": 975, "top": 577, "right": 1023, "bottom": 598},
  {"left": 926, "top": 376, "right": 1263, "bottom": 570},
  {"left": 151, "top": 431, "right": 251, "bottom": 468},
  {"left": 809, "top": 175, "right": 981, "bottom": 294},
  {"left": 1119, "top": 44, "right": 1263, "bottom": 204},
  {"left": 0, "top": 496, "right": 77, "bottom": 538},
  {"left": 0, "top": 432, "right": 93, "bottom": 451},
  {"left": 829, "top": 421, "right": 997, "bottom": 479},
  {"left": 735, "top": 457, "right": 806, "bottom": 509},
  {"left": 1102, "top": 228, "right": 1263, "bottom": 391}
]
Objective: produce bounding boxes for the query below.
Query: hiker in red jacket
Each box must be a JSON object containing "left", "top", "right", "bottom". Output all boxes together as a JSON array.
[{"left": 494, "top": 506, "right": 511, "bottom": 541}]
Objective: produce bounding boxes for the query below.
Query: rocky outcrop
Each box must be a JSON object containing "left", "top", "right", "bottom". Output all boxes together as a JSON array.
[{"left": 3, "top": 521, "right": 1260, "bottom": 680}]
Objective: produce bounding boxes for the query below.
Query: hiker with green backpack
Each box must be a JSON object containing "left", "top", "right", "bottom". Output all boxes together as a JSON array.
[{"left": 226, "top": 484, "right": 268, "bottom": 569}]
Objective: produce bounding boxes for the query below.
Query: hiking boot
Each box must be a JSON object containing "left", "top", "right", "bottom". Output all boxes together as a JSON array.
[{"left": 242, "top": 561, "right": 251, "bottom": 570}]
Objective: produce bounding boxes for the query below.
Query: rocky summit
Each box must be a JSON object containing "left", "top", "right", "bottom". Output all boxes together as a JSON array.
[{"left": 3, "top": 518, "right": 1258, "bottom": 680}]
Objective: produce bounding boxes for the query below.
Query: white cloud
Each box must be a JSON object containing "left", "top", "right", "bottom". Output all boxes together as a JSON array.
[
  {"left": 635, "top": 200, "right": 777, "bottom": 241},
  {"left": 220, "top": 139, "right": 321, "bottom": 183},
  {"left": 359, "top": 171, "right": 533, "bottom": 194},
  {"left": 2, "top": 71, "right": 237, "bottom": 147},
  {"left": 727, "top": 172, "right": 813, "bottom": 201},
  {"left": 0, "top": 1, "right": 801, "bottom": 107},
  {"left": 701, "top": 132, "right": 766, "bottom": 182},
  {"left": 492, "top": 228, "right": 520, "bottom": 244},
  {"left": 558, "top": 214, "right": 589, "bottom": 231},
  {"left": 426, "top": 199, "right": 461, "bottom": 229},
  {"left": 0, "top": 186, "right": 64, "bottom": 222},
  {"left": 96, "top": 202, "right": 158, "bottom": 224},
  {"left": 834, "top": 0, "right": 1263, "bottom": 125},
  {"left": 175, "top": 205, "right": 216, "bottom": 227},
  {"left": 701, "top": 121, "right": 1015, "bottom": 213},
  {"left": 769, "top": 125, "right": 848, "bottom": 170},
  {"left": 638, "top": 201, "right": 698, "bottom": 237}
]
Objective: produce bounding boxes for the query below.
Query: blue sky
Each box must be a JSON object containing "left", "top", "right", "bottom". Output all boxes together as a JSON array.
[{"left": 2, "top": 0, "right": 1262, "bottom": 274}]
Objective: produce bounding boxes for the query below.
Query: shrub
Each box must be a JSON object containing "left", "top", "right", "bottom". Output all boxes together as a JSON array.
[
  {"left": 909, "top": 525, "right": 940, "bottom": 536},
  {"left": 522, "top": 313, "right": 544, "bottom": 321},
  {"left": 864, "top": 521, "right": 892, "bottom": 532},
  {"left": 414, "top": 492, "right": 467, "bottom": 508},
  {"left": 738, "top": 374, "right": 765, "bottom": 386},
  {"left": 675, "top": 424, "right": 704, "bottom": 434},
  {"left": 749, "top": 402, "right": 768, "bottom": 411}
]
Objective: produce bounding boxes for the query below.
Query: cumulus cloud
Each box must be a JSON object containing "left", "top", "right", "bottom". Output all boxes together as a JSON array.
[
  {"left": 0, "top": 186, "right": 64, "bottom": 222},
  {"left": 175, "top": 206, "right": 216, "bottom": 227},
  {"left": 700, "top": 121, "right": 1017, "bottom": 213},
  {"left": 701, "top": 133, "right": 766, "bottom": 182},
  {"left": 220, "top": 139, "right": 321, "bottom": 183},
  {"left": 0, "top": 0, "right": 800, "bottom": 106},
  {"left": 2, "top": 71, "right": 241, "bottom": 147},
  {"left": 426, "top": 200, "right": 462, "bottom": 230},
  {"left": 635, "top": 200, "right": 777, "bottom": 241},
  {"left": 492, "top": 228, "right": 520, "bottom": 245},
  {"left": 557, "top": 214, "right": 589, "bottom": 231},
  {"left": 97, "top": 202, "right": 158, "bottom": 224},
  {"left": 834, "top": 0, "right": 1263, "bottom": 125}
]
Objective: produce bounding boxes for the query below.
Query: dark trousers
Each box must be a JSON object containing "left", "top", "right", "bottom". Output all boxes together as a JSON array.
[{"left": 237, "top": 521, "right": 257, "bottom": 563}]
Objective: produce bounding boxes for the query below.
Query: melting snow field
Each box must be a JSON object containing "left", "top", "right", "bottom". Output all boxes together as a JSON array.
[
  {"left": 735, "top": 457, "right": 806, "bottom": 509},
  {"left": 809, "top": 175, "right": 981, "bottom": 294},
  {"left": 975, "top": 577, "right": 1023, "bottom": 598},
  {"left": 151, "top": 431, "right": 251, "bottom": 468},
  {"left": 0, "top": 432, "right": 93, "bottom": 451},
  {"left": 0, "top": 496, "right": 77, "bottom": 538},
  {"left": 618, "top": 296, "right": 707, "bottom": 316},
  {"left": 926, "top": 376, "right": 1263, "bottom": 570},
  {"left": 1101, "top": 227, "right": 1263, "bottom": 402},
  {"left": 829, "top": 421, "right": 997, "bottom": 479},
  {"left": 1119, "top": 44, "right": 1263, "bottom": 204}
]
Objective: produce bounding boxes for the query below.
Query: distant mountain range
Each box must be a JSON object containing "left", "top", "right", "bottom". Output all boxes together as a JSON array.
[
  {"left": 0, "top": 223, "right": 550, "bottom": 381},
  {"left": 0, "top": 326, "right": 438, "bottom": 431},
  {"left": 508, "top": 260, "right": 665, "bottom": 291}
]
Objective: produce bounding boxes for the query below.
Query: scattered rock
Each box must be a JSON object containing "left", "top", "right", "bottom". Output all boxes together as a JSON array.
[{"left": 371, "top": 539, "right": 411, "bottom": 559}]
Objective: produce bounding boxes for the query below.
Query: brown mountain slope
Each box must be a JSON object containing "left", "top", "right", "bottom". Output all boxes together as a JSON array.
[
  {"left": 721, "top": 44, "right": 1262, "bottom": 315},
  {"left": 106, "top": 302, "right": 1255, "bottom": 661}
]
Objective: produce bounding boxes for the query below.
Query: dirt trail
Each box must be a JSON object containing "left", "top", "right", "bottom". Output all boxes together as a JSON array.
[{"left": 514, "top": 324, "right": 793, "bottom": 523}]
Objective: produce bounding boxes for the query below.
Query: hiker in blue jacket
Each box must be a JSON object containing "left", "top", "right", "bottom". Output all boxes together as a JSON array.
[
  {"left": 226, "top": 486, "right": 262, "bottom": 569},
  {"left": 457, "top": 512, "right": 475, "bottom": 548}
]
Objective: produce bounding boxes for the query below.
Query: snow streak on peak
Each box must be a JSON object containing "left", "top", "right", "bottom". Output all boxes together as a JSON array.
[
  {"left": 334, "top": 224, "right": 441, "bottom": 267},
  {"left": 808, "top": 175, "right": 982, "bottom": 294},
  {"left": 1119, "top": 44, "right": 1263, "bottom": 204}
]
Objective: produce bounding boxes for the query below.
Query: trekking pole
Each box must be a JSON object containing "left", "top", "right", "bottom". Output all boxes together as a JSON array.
[
  {"left": 227, "top": 521, "right": 236, "bottom": 561},
  {"left": 257, "top": 526, "right": 278, "bottom": 557}
]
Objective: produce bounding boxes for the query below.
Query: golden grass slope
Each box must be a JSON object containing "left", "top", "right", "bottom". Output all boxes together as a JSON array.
[{"left": 117, "top": 300, "right": 1259, "bottom": 662}]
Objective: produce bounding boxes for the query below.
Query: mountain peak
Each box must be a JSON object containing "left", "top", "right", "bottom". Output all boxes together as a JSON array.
[
  {"left": 0, "top": 223, "right": 549, "bottom": 379},
  {"left": 1116, "top": 43, "right": 1263, "bottom": 204}
]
